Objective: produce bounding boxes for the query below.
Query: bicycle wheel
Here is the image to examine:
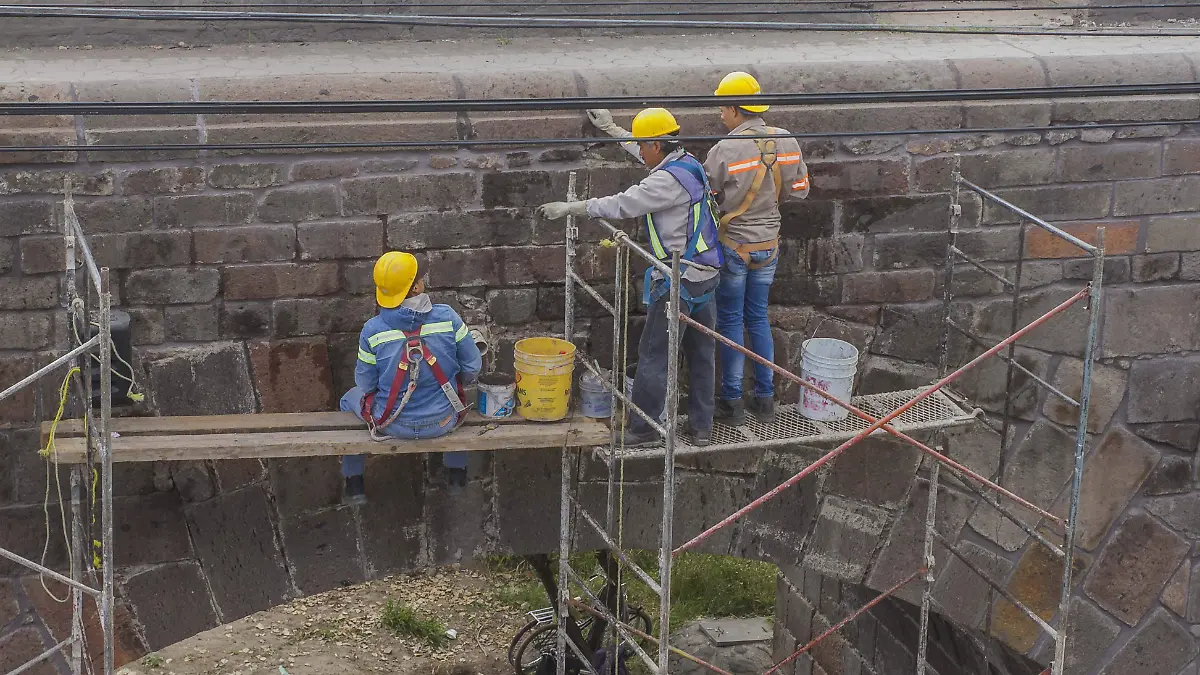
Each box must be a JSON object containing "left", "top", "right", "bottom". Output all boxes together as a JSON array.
[
  {"left": 512, "top": 622, "right": 559, "bottom": 675},
  {"left": 624, "top": 607, "right": 653, "bottom": 641},
  {"left": 509, "top": 619, "right": 540, "bottom": 667}
]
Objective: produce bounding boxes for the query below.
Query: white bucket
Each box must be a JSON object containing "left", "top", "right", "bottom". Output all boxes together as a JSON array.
[
  {"left": 800, "top": 338, "right": 860, "bottom": 422},
  {"left": 477, "top": 372, "right": 517, "bottom": 418},
  {"left": 579, "top": 369, "right": 612, "bottom": 419}
]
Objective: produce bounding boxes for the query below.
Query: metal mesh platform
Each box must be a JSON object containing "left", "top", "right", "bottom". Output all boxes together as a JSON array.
[{"left": 612, "top": 386, "right": 981, "bottom": 459}]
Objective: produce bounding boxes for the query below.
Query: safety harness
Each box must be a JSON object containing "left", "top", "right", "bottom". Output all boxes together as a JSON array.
[
  {"left": 360, "top": 328, "right": 467, "bottom": 441},
  {"left": 718, "top": 127, "right": 784, "bottom": 270},
  {"left": 641, "top": 153, "right": 724, "bottom": 313}
]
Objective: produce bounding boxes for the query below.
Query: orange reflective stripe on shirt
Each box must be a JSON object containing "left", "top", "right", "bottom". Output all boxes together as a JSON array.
[
  {"left": 778, "top": 153, "right": 802, "bottom": 165},
  {"left": 792, "top": 173, "right": 810, "bottom": 191},
  {"left": 728, "top": 158, "right": 762, "bottom": 175}
]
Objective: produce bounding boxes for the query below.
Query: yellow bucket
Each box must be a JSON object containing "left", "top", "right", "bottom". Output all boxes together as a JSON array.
[{"left": 514, "top": 337, "right": 577, "bottom": 422}]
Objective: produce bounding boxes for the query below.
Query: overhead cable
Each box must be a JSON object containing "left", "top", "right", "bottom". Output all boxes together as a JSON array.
[
  {"left": 6, "top": 82, "right": 1200, "bottom": 116},
  {"left": 1, "top": 5, "right": 1198, "bottom": 37},
  {"left": 5, "top": 118, "right": 1194, "bottom": 154}
]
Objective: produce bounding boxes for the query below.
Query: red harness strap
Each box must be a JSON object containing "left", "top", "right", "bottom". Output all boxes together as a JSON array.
[{"left": 361, "top": 329, "right": 467, "bottom": 433}]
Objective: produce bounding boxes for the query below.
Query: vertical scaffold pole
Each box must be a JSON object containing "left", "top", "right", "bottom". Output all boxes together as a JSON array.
[
  {"left": 564, "top": 171, "right": 579, "bottom": 342},
  {"left": 99, "top": 266, "right": 114, "bottom": 675},
  {"left": 63, "top": 177, "right": 85, "bottom": 675},
  {"left": 557, "top": 171, "right": 580, "bottom": 675},
  {"left": 657, "top": 252, "right": 683, "bottom": 675},
  {"left": 916, "top": 461, "right": 940, "bottom": 675},
  {"left": 1052, "top": 228, "right": 1104, "bottom": 675},
  {"left": 938, "top": 156, "right": 962, "bottom": 380}
]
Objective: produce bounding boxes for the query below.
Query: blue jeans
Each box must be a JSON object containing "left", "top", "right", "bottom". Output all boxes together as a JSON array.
[
  {"left": 339, "top": 386, "right": 464, "bottom": 478},
  {"left": 628, "top": 275, "right": 719, "bottom": 435},
  {"left": 716, "top": 243, "right": 778, "bottom": 400}
]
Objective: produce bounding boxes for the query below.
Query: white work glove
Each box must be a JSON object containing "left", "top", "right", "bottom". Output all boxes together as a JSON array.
[
  {"left": 587, "top": 109, "right": 624, "bottom": 137},
  {"left": 537, "top": 201, "right": 589, "bottom": 220}
]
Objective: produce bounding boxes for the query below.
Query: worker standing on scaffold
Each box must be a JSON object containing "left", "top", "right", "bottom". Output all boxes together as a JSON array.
[
  {"left": 704, "top": 72, "right": 810, "bottom": 426},
  {"left": 339, "top": 251, "right": 483, "bottom": 503},
  {"left": 538, "top": 108, "right": 722, "bottom": 447}
]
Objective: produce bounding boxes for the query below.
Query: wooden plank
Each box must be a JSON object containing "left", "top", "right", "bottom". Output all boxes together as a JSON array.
[
  {"left": 44, "top": 410, "right": 585, "bottom": 441},
  {"left": 49, "top": 420, "right": 610, "bottom": 464}
]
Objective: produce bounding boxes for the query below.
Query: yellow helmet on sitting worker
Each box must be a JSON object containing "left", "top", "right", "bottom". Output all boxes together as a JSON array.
[
  {"left": 373, "top": 251, "right": 419, "bottom": 309},
  {"left": 631, "top": 108, "right": 681, "bottom": 139},
  {"left": 715, "top": 71, "right": 769, "bottom": 114}
]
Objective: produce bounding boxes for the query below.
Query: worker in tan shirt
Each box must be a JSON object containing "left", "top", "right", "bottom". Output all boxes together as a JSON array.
[{"left": 704, "top": 71, "right": 810, "bottom": 426}]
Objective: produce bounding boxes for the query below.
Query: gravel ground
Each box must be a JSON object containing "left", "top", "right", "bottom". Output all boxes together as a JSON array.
[{"left": 118, "top": 566, "right": 535, "bottom": 675}]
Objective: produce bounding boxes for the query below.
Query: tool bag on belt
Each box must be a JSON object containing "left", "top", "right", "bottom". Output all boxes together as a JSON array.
[
  {"left": 718, "top": 128, "right": 784, "bottom": 270},
  {"left": 361, "top": 329, "right": 467, "bottom": 440}
]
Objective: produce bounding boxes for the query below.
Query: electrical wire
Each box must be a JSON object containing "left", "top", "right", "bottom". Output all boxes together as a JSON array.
[
  {"left": 40, "top": 367, "right": 79, "bottom": 604},
  {"left": 7, "top": 82, "right": 1200, "bottom": 116},
  {"left": 4, "top": 118, "right": 1195, "bottom": 154},
  {"left": 0, "top": 5, "right": 1197, "bottom": 36}
]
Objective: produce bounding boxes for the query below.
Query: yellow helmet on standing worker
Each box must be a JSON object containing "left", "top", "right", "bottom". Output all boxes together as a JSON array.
[
  {"left": 631, "top": 108, "right": 681, "bottom": 139},
  {"left": 373, "top": 251, "right": 419, "bottom": 309},
  {"left": 714, "top": 71, "right": 769, "bottom": 114}
]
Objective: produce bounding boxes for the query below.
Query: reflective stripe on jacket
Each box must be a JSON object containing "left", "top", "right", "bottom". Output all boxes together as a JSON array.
[
  {"left": 354, "top": 302, "right": 482, "bottom": 429},
  {"left": 703, "top": 118, "right": 810, "bottom": 244}
]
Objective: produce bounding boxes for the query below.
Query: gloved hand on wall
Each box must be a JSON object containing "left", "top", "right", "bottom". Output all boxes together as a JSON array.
[
  {"left": 587, "top": 109, "right": 624, "bottom": 137},
  {"left": 537, "top": 201, "right": 589, "bottom": 220}
]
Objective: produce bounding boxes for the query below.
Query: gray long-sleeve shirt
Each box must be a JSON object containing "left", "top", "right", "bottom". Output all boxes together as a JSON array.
[{"left": 584, "top": 147, "right": 719, "bottom": 282}]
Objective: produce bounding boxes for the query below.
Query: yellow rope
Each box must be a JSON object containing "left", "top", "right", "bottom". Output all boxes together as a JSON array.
[{"left": 39, "top": 367, "right": 78, "bottom": 602}]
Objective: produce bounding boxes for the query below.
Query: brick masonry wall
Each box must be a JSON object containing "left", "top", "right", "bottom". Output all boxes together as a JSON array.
[{"left": 3, "top": 107, "right": 1200, "bottom": 673}]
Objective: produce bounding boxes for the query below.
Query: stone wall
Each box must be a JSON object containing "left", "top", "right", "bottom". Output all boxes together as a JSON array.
[{"left": 4, "top": 53, "right": 1200, "bottom": 673}]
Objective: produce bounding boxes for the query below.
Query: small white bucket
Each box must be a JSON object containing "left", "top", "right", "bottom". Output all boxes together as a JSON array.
[
  {"left": 579, "top": 369, "right": 612, "bottom": 419},
  {"left": 477, "top": 372, "right": 517, "bottom": 418},
  {"left": 800, "top": 338, "right": 860, "bottom": 422}
]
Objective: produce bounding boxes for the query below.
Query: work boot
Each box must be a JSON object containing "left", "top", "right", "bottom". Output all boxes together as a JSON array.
[
  {"left": 446, "top": 467, "right": 468, "bottom": 489},
  {"left": 620, "top": 427, "right": 659, "bottom": 448},
  {"left": 748, "top": 396, "right": 776, "bottom": 424},
  {"left": 713, "top": 398, "right": 746, "bottom": 427},
  {"left": 343, "top": 475, "right": 366, "bottom": 506},
  {"left": 688, "top": 427, "right": 711, "bottom": 448}
]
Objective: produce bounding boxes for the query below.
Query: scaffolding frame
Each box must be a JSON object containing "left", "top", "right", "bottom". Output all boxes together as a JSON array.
[
  {"left": 0, "top": 182, "right": 116, "bottom": 675},
  {"left": 555, "top": 157, "right": 1105, "bottom": 675}
]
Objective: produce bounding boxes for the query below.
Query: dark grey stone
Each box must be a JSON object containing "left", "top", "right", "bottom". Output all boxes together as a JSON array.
[
  {"left": 1127, "top": 358, "right": 1200, "bottom": 424},
  {"left": 113, "top": 492, "right": 192, "bottom": 567},
  {"left": 280, "top": 507, "right": 364, "bottom": 595},
  {"left": 824, "top": 435, "right": 922, "bottom": 510},
  {"left": 1042, "top": 357, "right": 1127, "bottom": 433},
  {"left": 803, "top": 496, "right": 890, "bottom": 583},
  {"left": 1084, "top": 512, "right": 1190, "bottom": 626},
  {"left": 1098, "top": 608, "right": 1198, "bottom": 675},
  {"left": 425, "top": 481, "right": 488, "bottom": 565},
  {"left": 1103, "top": 286, "right": 1200, "bottom": 357},
  {"left": 494, "top": 449, "right": 560, "bottom": 556},
  {"left": 1147, "top": 492, "right": 1200, "bottom": 539},
  {"left": 1144, "top": 455, "right": 1193, "bottom": 496},
  {"left": 359, "top": 453, "right": 426, "bottom": 574},
  {"left": 124, "top": 562, "right": 219, "bottom": 649},
  {"left": 931, "top": 540, "right": 1014, "bottom": 629},
  {"left": 1057, "top": 598, "right": 1121, "bottom": 675},
  {"left": 1133, "top": 423, "right": 1200, "bottom": 452},
  {"left": 268, "top": 456, "right": 342, "bottom": 518},
  {"left": 143, "top": 343, "right": 256, "bottom": 416}
]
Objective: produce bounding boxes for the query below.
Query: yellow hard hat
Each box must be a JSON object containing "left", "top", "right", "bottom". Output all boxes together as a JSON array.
[
  {"left": 631, "top": 108, "right": 681, "bottom": 139},
  {"left": 373, "top": 251, "right": 419, "bottom": 309},
  {"left": 715, "top": 71, "right": 769, "bottom": 114}
]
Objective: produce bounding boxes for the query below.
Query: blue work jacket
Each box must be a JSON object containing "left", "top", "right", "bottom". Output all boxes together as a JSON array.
[{"left": 355, "top": 302, "right": 483, "bottom": 428}]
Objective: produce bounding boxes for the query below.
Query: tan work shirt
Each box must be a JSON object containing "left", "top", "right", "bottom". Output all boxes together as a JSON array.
[{"left": 703, "top": 118, "right": 810, "bottom": 245}]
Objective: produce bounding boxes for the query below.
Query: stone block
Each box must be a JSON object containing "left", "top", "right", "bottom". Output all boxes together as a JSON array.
[
  {"left": 1147, "top": 215, "right": 1200, "bottom": 253},
  {"left": 1097, "top": 608, "right": 1198, "bottom": 675},
  {"left": 855, "top": 355, "right": 936, "bottom": 396},
  {"left": 290, "top": 159, "right": 360, "bottom": 182},
  {"left": 0, "top": 276, "right": 57, "bottom": 310},
  {"left": 1023, "top": 221, "right": 1138, "bottom": 260},
  {"left": 0, "top": 200, "right": 54, "bottom": 237},
  {"left": 153, "top": 193, "right": 255, "bottom": 227},
  {"left": 1147, "top": 491, "right": 1200, "bottom": 538},
  {"left": 208, "top": 162, "right": 287, "bottom": 189},
  {"left": 125, "top": 268, "right": 220, "bottom": 305},
  {"left": 1085, "top": 512, "right": 1189, "bottom": 625},
  {"left": 841, "top": 194, "right": 977, "bottom": 234},
  {"left": 2, "top": 169, "right": 112, "bottom": 196},
  {"left": 113, "top": 492, "right": 192, "bottom": 566},
  {"left": 0, "top": 577, "right": 15, "bottom": 627},
  {"left": 297, "top": 220, "right": 383, "bottom": 260},
  {"left": 805, "top": 502, "right": 894, "bottom": 586},
  {"left": 162, "top": 304, "right": 218, "bottom": 342},
  {"left": 1104, "top": 287, "right": 1200, "bottom": 357},
  {"left": 940, "top": 422, "right": 1003, "bottom": 488},
  {"left": 1185, "top": 252, "right": 1200, "bottom": 280},
  {"left": 219, "top": 301, "right": 272, "bottom": 339},
  {"left": 486, "top": 288, "right": 538, "bottom": 325},
  {"left": 194, "top": 224, "right": 296, "bottom": 264},
  {"left": 951, "top": 345, "right": 1053, "bottom": 420},
  {"left": 124, "top": 562, "right": 219, "bottom": 649},
  {"left": 824, "top": 436, "right": 922, "bottom": 511},
  {"left": 1163, "top": 560, "right": 1190, "bottom": 616},
  {"left": 968, "top": 420, "right": 1076, "bottom": 551},
  {"left": 867, "top": 302, "right": 944, "bottom": 364},
  {"left": 272, "top": 296, "right": 374, "bottom": 338},
  {"left": 185, "top": 486, "right": 291, "bottom": 621},
  {"left": 1116, "top": 175, "right": 1200, "bottom": 216},
  {"left": 143, "top": 342, "right": 256, "bottom": 415},
  {"left": 222, "top": 262, "right": 339, "bottom": 301},
  {"left": 992, "top": 538, "right": 1086, "bottom": 653},
  {"left": 214, "top": 459, "right": 265, "bottom": 492},
  {"left": 23, "top": 575, "right": 147, "bottom": 670},
  {"left": 1042, "top": 358, "right": 1126, "bottom": 433},
  {"left": 1132, "top": 253, "right": 1181, "bottom": 282},
  {"left": 932, "top": 540, "right": 1013, "bottom": 628},
  {"left": 770, "top": 274, "right": 841, "bottom": 308},
  {"left": 0, "top": 504, "right": 65, "bottom": 575},
  {"left": 807, "top": 159, "right": 909, "bottom": 200},
  {"left": 257, "top": 185, "right": 339, "bottom": 223},
  {"left": 1127, "top": 358, "right": 1200, "bottom": 423},
  {"left": 866, "top": 479, "right": 974, "bottom": 605},
  {"left": 807, "top": 235, "right": 865, "bottom": 275},
  {"left": 779, "top": 200, "right": 837, "bottom": 241},
  {"left": 953, "top": 227, "right": 1021, "bottom": 262},
  {"left": 0, "top": 629, "right": 56, "bottom": 675},
  {"left": 281, "top": 507, "right": 364, "bottom": 595},
  {"left": 88, "top": 231, "right": 194, "bottom": 270},
  {"left": 964, "top": 100, "right": 1052, "bottom": 129},
  {"left": 172, "top": 461, "right": 215, "bottom": 502},
  {"left": 0, "top": 355, "right": 34, "bottom": 428},
  {"left": 1056, "top": 597, "right": 1122, "bottom": 675},
  {"left": 1164, "top": 137, "right": 1200, "bottom": 175},
  {"left": 341, "top": 260, "right": 374, "bottom": 295},
  {"left": 982, "top": 185, "right": 1112, "bottom": 225},
  {"left": 871, "top": 232, "right": 948, "bottom": 270},
  {"left": 915, "top": 149, "right": 1057, "bottom": 192},
  {"left": 1133, "top": 423, "right": 1200, "bottom": 452},
  {"left": 0, "top": 310, "right": 52, "bottom": 350},
  {"left": 1059, "top": 143, "right": 1161, "bottom": 182},
  {"left": 344, "top": 173, "right": 479, "bottom": 214},
  {"left": 426, "top": 246, "right": 564, "bottom": 288},
  {"left": 0, "top": 237, "right": 12, "bottom": 275},
  {"left": 249, "top": 338, "right": 335, "bottom": 413},
  {"left": 974, "top": 285, "right": 1091, "bottom": 356},
  {"left": 734, "top": 449, "right": 821, "bottom": 562},
  {"left": 1144, "top": 455, "right": 1193, "bottom": 497},
  {"left": 58, "top": 197, "right": 153, "bottom": 233},
  {"left": 359, "top": 454, "right": 425, "bottom": 574},
  {"left": 841, "top": 270, "right": 935, "bottom": 304},
  {"left": 119, "top": 166, "right": 203, "bottom": 195},
  {"left": 16, "top": 235, "right": 64, "bottom": 274},
  {"left": 1047, "top": 427, "right": 1158, "bottom": 551},
  {"left": 425, "top": 481, "right": 489, "bottom": 565}
]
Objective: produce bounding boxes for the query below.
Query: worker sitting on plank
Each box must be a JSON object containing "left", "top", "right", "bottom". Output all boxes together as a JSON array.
[
  {"left": 339, "top": 251, "right": 483, "bottom": 503},
  {"left": 538, "top": 107, "right": 722, "bottom": 447},
  {"left": 705, "top": 71, "right": 810, "bottom": 426}
]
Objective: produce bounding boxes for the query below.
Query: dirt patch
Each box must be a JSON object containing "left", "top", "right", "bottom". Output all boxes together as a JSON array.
[{"left": 119, "top": 566, "right": 535, "bottom": 675}]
